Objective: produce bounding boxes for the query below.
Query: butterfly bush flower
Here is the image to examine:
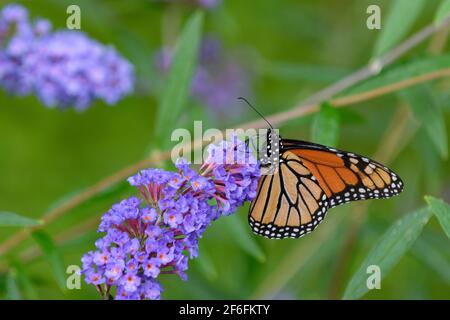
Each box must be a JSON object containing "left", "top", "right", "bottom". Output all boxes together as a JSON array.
[
  {"left": 81, "top": 136, "right": 260, "bottom": 300},
  {"left": 0, "top": 4, "right": 134, "bottom": 110},
  {"left": 155, "top": 36, "right": 252, "bottom": 119}
]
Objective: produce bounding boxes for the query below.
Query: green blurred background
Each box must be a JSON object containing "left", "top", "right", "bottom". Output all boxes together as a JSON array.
[{"left": 1, "top": 0, "right": 450, "bottom": 299}]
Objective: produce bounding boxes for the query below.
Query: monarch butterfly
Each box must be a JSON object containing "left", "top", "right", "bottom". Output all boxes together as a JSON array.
[{"left": 240, "top": 99, "right": 404, "bottom": 240}]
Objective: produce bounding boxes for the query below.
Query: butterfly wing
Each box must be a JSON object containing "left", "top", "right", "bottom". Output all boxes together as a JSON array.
[
  {"left": 249, "top": 138, "right": 404, "bottom": 239},
  {"left": 249, "top": 150, "right": 329, "bottom": 239},
  {"left": 283, "top": 139, "right": 404, "bottom": 208}
]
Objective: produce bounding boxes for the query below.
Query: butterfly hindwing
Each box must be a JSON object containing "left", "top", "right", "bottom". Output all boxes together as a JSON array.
[{"left": 249, "top": 150, "right": 329, "bottom": 239}]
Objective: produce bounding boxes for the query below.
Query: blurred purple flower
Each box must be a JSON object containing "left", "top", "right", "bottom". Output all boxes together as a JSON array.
[
  {"left": 152, "top": 0, "right": 222, "bottom": 10},
  {"left": 193, "top": 0, "right": 221, "bottom": 9},
  {"left": 155, "top": 36, "right": 252, "bottom": 118},
  {"left": 81, "top": 135, "right": 260, "bottom": 300},
  {"left": 0, "top": 4, "right": 134, "bottom": 110}
]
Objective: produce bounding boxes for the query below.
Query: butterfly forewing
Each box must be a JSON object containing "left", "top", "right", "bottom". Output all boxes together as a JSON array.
[{"left": 284, "top": 140, "right": 404, "bottom": 207}]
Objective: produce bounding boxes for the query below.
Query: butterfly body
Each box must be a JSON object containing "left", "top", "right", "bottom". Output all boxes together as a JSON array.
[{"left": 249, "top": 130, "right": 404, "bottom": 239}]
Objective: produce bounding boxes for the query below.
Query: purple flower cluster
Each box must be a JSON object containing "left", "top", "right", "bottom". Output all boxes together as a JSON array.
[
  {"left": 81, "top": 136, "right": 260, "bottom": 300},
  {"left": 0, "top": 4, "right": 134, "bottom": 110},
  {"left": 155, "top": 36, "right": 252, "bottom": 118}
]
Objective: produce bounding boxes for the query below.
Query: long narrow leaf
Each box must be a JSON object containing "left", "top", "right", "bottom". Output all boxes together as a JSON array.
[
  {"left": 412, "top": 238, "right": 450, "bottom": 285},
  {"left": 343, "top": 55, "right": 450, "bottom": 96},
  {"left": 311, "top": 102, "right": 340, "bottom": 147},
  {"left": 154, "top": 11, "right": 203, "bottom": 149},
  {"left": 400, "top": 86, "right": 448, "bottom": 159},
  {"left": 9, "top": 261, "right": 38, "bottom": 300},
  {"left": 222, "top": 214, "right": 266, "bottom": 262},
  {"left": 435, "top": 0, "right": 450, "bottom": 23},
  {"left": 343, "top": 208, "right": 432, "bottom": 299},
  {"left": 263, "top": 62, "right": 348, "bottom": 83},
  {"left": 0, "top": 211, "right": 41, "bottom": 227},
  {"left": 194, "top": 248, "right": 218, "bottom": 281},
  {"left": 373, "top": 0, "right": 426, "bottom": 57},
  {"left": 5, "top": 271, "right": 21, "bottom": 300},
  {"left": 32, "top": 231, "right": 66, "bottom": 292},
  {"left": 425, "top": 196, "right": 450, "bottom": 239}
]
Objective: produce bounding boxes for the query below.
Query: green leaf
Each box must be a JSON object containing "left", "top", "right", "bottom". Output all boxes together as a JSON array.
[
  {"left": 9, "top": 261, "right": 37, "bottom": 300},
  {"left": 412, "top": 238, "right": 450, "bottom": 285},
  {"left": 46, "top": 180, "right": 129, "bottom": 214},
  {"left": 114, "top": 29, "right": 154, "bottom": 93},
  {"left": 311, "top": 102, "right": 340, "bottom": 147},
  {"left": 434, "top": 0, "right": 450, "bottom": 24},
  {"left": 343, "top": 55, "right": 450, "bottom": 96},
  {"left": 343, "top": 208, "right": 432, "bottom": 300},
  {"left": 373, "top": 0, "right": 426, "bottom": 57},
  {"left": 425, "top": 196, "right": 450, "bottom": 239},
  {"left": 15, "top": 272, "right": 37, "bottom": 300},
  {"left": 32, "top": 231, "right": 66, "bottom": 292},
  {"left": 415, "top": 134, "right": 445, "bottom": 194},
  {"left": 154, "top": 11, "right": 203, "bottom": 149},
  {"left": 194, "top": 248, "right": 218, "bottom": 281},
  {"left": 222, "top": 214, "right": 266, "bottom": 262},
  {"left": 263, "top": 61, "right": 349, "bottom": 83},
  {"left": 5, "top": 271, "right": 21, "bottom": 300},
  {"left": 400, "top": 86, "right": 448, "bottom": 159},
  {"left": 338, "top": 109, "right": 366, "bottom": 126},
  {"left": 0, "top": 211, "right": 41, "bottom": 227}
]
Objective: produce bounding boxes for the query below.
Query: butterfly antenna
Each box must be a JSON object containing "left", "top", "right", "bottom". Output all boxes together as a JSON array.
[{"left": 238, "top": 97, "right": 273, "bottom": 129}]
